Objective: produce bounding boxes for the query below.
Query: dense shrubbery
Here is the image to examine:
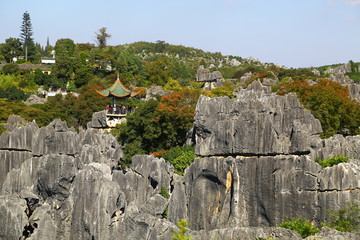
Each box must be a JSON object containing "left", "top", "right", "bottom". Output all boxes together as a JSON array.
[
  {"left": 277, "top": 78, "right": 360, "bottom": 138},
  {"left": 322, "top": 203, "right": 360, "bottom": 232},
  {"left": 315, "top": 155, "right": 349, "bottom": 168},
  {"left": 280, "top": 203, "right": 360, "bottom": 236},
  {"left": 161, "top": 145, "right": 197, "bottom": 175},
  {"left": 0, "top": 84, "right": 110, "bottom": 129},
  {"left": 172, "top": 219, "right": 192, "bottom": 240},
  {"left": 118, "top": 88, "right": 202, "bottom": 165},
  {"left": 0, "top": 86, "right": 27, "bottom": 101},
  {"left": 279, "top": 217, "right": 320, "bottom": 238}
]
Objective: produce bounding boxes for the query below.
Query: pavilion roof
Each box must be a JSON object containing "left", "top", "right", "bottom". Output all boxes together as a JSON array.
[{"left": 96, "top": 78, "right": 139, "bottom": 98}]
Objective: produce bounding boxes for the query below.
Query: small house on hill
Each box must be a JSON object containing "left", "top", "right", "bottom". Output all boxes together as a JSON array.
[{"left": 41, "top": 57, "right": 56, "bottom": 65}]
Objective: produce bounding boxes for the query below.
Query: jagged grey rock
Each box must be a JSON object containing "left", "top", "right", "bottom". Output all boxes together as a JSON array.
[
  {"left": 0, "top": 195, "right": 28, "bottom": 240},
  {"left": 24, "top": 94, "right": 46, "bottom": 106},
  {"left": 196, "top": 66, "right": 223, "bottom": 82},
  {"left": 145, "top": 85, "right": 169, "bottom": 101},
  {"left": 87, "top": 110, "right": 107, "bottom": 129},
  {"left": 306, "top": 226, "right": 360, "bottom": 240},
  {"left": 310, "top": 134, "right": 360, "bottom": 161},
  {"left": 1, "top": 74, "right": 360, "bottom": 240},
  {"left": 170, "top": 156, "right": 360, "bottom": 231},
  {"left": 348, "top": 83, "right": 360, "bottom": 103},
  {"left": 193, "top": 89, "right": 322, "bottom": 156}
]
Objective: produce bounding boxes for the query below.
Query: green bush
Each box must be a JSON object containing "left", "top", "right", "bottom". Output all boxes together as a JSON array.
[
  {"left": 160, "top": 186, "right": 170, "bottom": 199},
  {"left": 172, "top": 219, "right": 192, "bottom": 240},
  {"left": 162, "top": 145, "right": 196, "bottom": 175},
  {"left": 322, "top": 203, "right": 360, "bottom": 232},
  {"left": 315, "top": 155, "right": 349, "bottom": 168},
  {"left": 279, "top": 217, "right": 320, "bottom": 238}
]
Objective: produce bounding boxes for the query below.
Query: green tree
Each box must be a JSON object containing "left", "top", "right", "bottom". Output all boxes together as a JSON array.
[
  {"left": 315, "top": 155, "right": 349, "bottom": 168},
  {"left": 95, "top": 27, "right": 111, "bottom": 49},
  {"left": 118, "top": 88, "right": 202, "bottom": 165},
  {"left": 52, "top": 38, "right": 76, "bottom": 88},
  {"left": 279, "top": 217, "right": 320, "bottom": 238},
  {"left": 322, "top": 203, "right": 360, "bottom": 232},
  {"left": 278, "top": 78, "right": 360, "bottom": 137},
  {"left": 20, "top": 11, "right": 35, "bottom": 62},
  {"left": 74, "top": 52, "right": 93, "bottom": 88},
  {"left": 172, "top": 219, "right": 192, "bottom": 240},
  {"left": 162, "top": 145, "right": 196, "bottom": 175},
  {"left": 0, "top": 38, "right": 23, "bottom": 63},
  {"left": 144, "top": 56, "right": 174, "bottom": 86},
  {"left": 112, "top": 50, "right": 144, "bottom": 85}
]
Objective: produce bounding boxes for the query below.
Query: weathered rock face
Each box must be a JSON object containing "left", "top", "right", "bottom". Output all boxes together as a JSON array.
[
  {"left": 348, "top": 83, "right": 360, "bottom": 103},
  {"left": 87, "top": 110, "right": 108, "bottom": 129},
  {"left": 24, "top": 94, "right": 46, "bottom": 106},
  {"left": 1, "top": 80, "right": 360, "bottom": 239},
  {"left": 196, "top": 66, "right": 223, "bottom": 82},
  {"left": 193, "top": 88, "right": 322, "bottom": 156},
  {"left": 169, "top": 155, "right": 360, "bottom": 231}
]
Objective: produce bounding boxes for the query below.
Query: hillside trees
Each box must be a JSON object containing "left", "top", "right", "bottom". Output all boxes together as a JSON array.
[
  {"left": 113, "top": 50, "right": 144, "bottom": 85},
  {"left": 118, "top": 88, "right": 203, "bottom": 163},
  {"left": 278, "top": 78, "right": 360, "bottom": 137},
  {"left": 0, "top": 38, "right": 23, "bottom": 63},
  {"left": 51, "top": 38, "right": 76, "bottom": 88}
]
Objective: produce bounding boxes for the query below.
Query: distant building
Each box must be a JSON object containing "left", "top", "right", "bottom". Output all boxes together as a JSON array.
[{"left": 41, "top": 57, "right": 56, "bottom": 65}]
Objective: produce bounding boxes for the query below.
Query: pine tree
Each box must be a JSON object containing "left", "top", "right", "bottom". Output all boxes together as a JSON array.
[{"left": 20, "top": 11, "right": 34, "bottom": 61}]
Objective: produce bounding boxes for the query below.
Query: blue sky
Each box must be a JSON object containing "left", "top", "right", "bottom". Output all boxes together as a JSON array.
[{"left": 0, "top": 0, "right": 359, "bottom": 68}]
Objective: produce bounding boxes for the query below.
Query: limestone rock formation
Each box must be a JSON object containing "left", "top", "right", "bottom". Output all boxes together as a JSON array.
[
  {"left": 193, "top": 87, "right": 322, "bottom": 156},
  {"left": 1, "top": 79, "right": 360, "bottom": 239},
  {"left": 196, "top": 66, "right": 223, "bottom": 82},
  {"left": 87, "top": 110, "right": 108, "bottom": 129},
  {"left": 24, "top": 94, "right": 46, "bottom": 106}
]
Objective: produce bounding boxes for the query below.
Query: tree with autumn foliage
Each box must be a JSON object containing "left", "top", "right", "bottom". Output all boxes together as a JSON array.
[
  {"left": 117, "top": 88, "right": 204, "bottom": 163},
  {"left": 277, "top": 78, "right": 360, "bottom": 137}
]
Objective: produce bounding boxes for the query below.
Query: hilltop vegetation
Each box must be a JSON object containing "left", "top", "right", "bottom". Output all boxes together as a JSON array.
[{"left": 1, "top": 34, "right": 360, "bottom": 142}]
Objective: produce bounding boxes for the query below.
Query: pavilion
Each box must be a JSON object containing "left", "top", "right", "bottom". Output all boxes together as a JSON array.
[{"left": 96, "top": 78, "right": 139, "bottom": 117}]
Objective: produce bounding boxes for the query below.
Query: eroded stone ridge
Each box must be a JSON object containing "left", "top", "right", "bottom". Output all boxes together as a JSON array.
[
  {"left": 193, "top": 87, "right": 322, "bottom": 156},
  {"left": 0, "top": 82, "right": 360, "bottom": 239}
]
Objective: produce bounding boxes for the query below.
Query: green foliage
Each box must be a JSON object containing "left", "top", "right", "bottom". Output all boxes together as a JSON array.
[
  {"left": 210, "top": 81, "right": 236, "bottom": 98},
  {"left": 162, "top": 145, "right": 196, "bottom": 175},
  {"left": 172, "top": 219, "right": 192, "bottom": 240},
  {"left": 52, "top": 38, "right": 76, "bottom": 85},
  {"left": 160, "top": 186, "right": 170, "bottom": 199},
  {"left": 277, "top": 78, "right": 360, "bottom": 137},
  {"left": 347, "top": 72, "right": 360, "bottom": 83},
  {"left": 118, "top": 89, "right": 201, "bottom": 165},
  {"left": 0, "top": 86, "right": 27, "bottom": 101},
  {"left": 347, "top": 61, "right": 360, "bottom": 83},
  {"left": 0, "top": 38, "right": 22, "bottom": 63},
  {"left": 1, "top": 63, "right": 20, "bottom": 75},
  {"left": 322, "top": 203, "right": 360, "bottom": 232},
  {"left": 95, "top": 27, "right": 111, "bottom": 49},
  {"left": 315, "top": 155, "right": 349, "bottom": 168},
  {"left": 279, "top": 217, "right": 320, "bottom": 238},
  {"left": 0, "top": 123, "right": 6, "bottom": 136},
  {"left": 0, "top": 75, "right": 18, "bottom": 89}
]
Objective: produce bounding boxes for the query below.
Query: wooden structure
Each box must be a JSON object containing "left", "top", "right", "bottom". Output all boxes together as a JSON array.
[{"left": 96, "top": 78, "right": 139, "bottom": 126}]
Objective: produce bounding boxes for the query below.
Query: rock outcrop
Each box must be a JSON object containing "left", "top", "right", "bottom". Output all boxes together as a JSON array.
[
  {"left": 193, "top": 86, "right": 322, "bottom": 156},
  {"left": 196, "top": 66, "right": 223, "bottom": 82},
  {"left": 1, "top": 80, "right": 360, "bottom": 239}
]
